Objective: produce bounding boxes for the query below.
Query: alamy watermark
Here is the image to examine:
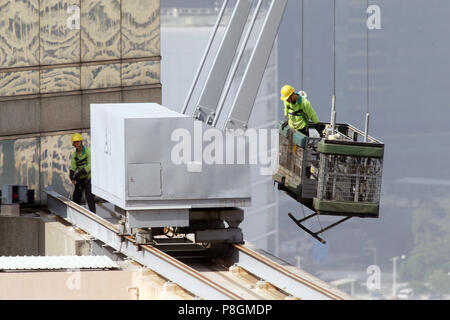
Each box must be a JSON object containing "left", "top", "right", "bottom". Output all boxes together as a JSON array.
[
  {"left": 366, "top": 265, "right": 381, "bottom": 290},
  {"left": 67, "top": 4, "right": 80, "bottom": 30},
  {"left": 170, "top": 122, "right": 278, "bottom": 176},
  {"left": 67, "top": 3, "right": 379, "bottom": 31},
  {"left": 367, "top": 5, "right": 382, "bottom": 30},
  {"left": 66, "top": 268, "right": 81, "bottom": 290}
]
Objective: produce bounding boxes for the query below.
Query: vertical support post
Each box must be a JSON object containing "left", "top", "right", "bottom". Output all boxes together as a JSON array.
[
  {"left": 331, "top": 95, "right": 336, "bottom": 133},
  {"left": 354, "top": 174, "right": 360, "bottom": 202},
  {"left": 392, "top": 257, "right": 398, "bottom": 298},
  {"left": 364, "top": 113, "right": 370, "bottom": 142},
  {"left": 332, "top": 157, "right": 337, "bottom": 199}
]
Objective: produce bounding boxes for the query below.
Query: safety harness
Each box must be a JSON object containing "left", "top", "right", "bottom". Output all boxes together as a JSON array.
[{"left": 287, "top": 97, "right": 309, "bottom": 125}]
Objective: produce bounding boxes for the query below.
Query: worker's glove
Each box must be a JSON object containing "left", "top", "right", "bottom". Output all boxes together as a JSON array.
[
  {"left": 281, "top": 121, "right": 289, "bottom": 130},
  {"left": 73, "top": 168, "right": 87, "bottom": 181},
  {"left": 69, "top": 170, "right": 75, "bottom": 183},
  {"left": 319, "top": 130, "right": 325, "bottom": 138},
  {"left": 316, "top": 124, "right": 325, "bottom": 138}
]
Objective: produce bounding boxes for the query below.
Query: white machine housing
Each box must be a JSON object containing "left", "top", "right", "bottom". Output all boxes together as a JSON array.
[{"left": 91, "top": 103, "right": 251, "bottom": 229}]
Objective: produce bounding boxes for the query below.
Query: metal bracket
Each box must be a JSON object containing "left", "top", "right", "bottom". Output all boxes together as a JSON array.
[
  {"left": 118, "top": 219, "right": 131, "bottom": 236},
  {"left": 288, "top": 212, "right": 352, "bottom": 244},
  {"left": 194, "top": 106, "right": 216, "bottom": 125},
  {"left": 134, "top": 228, "right": 153, "bottom": 245},
  {"left": 225, "top": 118, "right": 248, "bottom": 131}
]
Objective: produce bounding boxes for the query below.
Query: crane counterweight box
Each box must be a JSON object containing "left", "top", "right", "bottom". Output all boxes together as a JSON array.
[{"left": 90, "top": 103, "right": 251, "bottom": 240}]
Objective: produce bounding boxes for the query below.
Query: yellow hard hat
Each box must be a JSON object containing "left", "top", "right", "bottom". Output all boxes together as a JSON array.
[
  {"left": 280, "top": 85, "right": 295, "bottom": 101},
  {"left": 71, "top": 133, "right": 83, "bottom": 142}
]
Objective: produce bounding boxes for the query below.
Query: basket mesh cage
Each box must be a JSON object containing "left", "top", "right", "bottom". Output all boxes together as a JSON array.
[
  {"left": 318, "top": 154, "right": 383, "bottom": 203},
  {"left": 278, "top": 134, "right": 290, "bottom": 168},
  {"left": 278, "top": 134, "right": 304, "bottom": 177}
]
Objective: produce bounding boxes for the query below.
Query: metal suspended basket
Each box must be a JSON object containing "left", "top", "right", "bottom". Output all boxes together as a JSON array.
[{"left": 273, "top": 122, "right": 384, "bottom": 243}]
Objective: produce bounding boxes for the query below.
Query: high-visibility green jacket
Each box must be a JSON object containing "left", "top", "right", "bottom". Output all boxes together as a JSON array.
[
  {"left": 70, "top": 146, "right": 91, "bottom": 180},
  {"left": 284, "top": 94, "right": 319, "bottom": 131}
]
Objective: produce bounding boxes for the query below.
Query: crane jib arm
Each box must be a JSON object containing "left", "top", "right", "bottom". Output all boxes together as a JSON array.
[
  {"left": 195, "top": 0, "right": 253, "bottom": 122},
  {"left": 225, "top": 0, "right": 288, "bottom": 130}
]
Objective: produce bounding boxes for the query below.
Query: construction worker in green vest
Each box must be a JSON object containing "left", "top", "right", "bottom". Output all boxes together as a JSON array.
[
  {"left": 280, "top": 85, "right": 320, "bottom": 137},
  {"left": 69, "top": 133, "right": 96, "bottom": 213}
]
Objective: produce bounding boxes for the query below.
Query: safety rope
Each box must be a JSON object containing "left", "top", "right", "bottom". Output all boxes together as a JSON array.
[
  {"left": 333, "top": 0, "right": 336, "bottom": 99},
  {"left": 301, "top": 0, "right": 304, "bottom": 88},
  {"left": 366, "top": 0, "right": 370, "bottom": 116}
]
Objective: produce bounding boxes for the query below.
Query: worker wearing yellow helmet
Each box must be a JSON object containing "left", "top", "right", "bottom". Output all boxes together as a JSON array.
[
  {"left": 281, "top": 85, "right": 319, "bottom": 136},
  {"left": 69, "top": 133, "right": 96, "bottom": 213}
]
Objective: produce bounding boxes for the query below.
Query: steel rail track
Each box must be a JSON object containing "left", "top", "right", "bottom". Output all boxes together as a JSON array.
[
  {"left": 45, "top": 189, "right": 242, "bottom": 300},
  {"left": 232, "top": 244, "right": 351, "bottom": 300},
  {"left": 45, "top": 189, "right": 350, "bottom": 300}
]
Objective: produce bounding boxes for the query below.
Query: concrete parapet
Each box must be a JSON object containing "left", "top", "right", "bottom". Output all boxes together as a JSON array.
[
  {"left": 0, "top": 216, "right": 41, "bottom": 256},
  {"left": 0, "top": 270, "right": 136, "bottom": 300},
  {"left": 0, "top": 213, "right": 91, "bottom": 256},
  {"left": 40, "top": 218, "right": 91, "bottom": 256},
  {"left": 1, "top": 204, "right": 20, "bottom": 216}
]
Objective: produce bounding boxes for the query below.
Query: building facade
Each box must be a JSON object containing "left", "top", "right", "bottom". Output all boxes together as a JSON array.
[{"left": 0, "top": 0, "right": 162, "bottom": 202}]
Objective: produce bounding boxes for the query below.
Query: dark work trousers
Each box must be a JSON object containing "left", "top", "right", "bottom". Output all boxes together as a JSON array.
[
  {"left": 298, "top": 126, "right": 309, "bottom": 137},
  {"left": 73, "top": 178, "right": 96, "bottom": 213}
]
